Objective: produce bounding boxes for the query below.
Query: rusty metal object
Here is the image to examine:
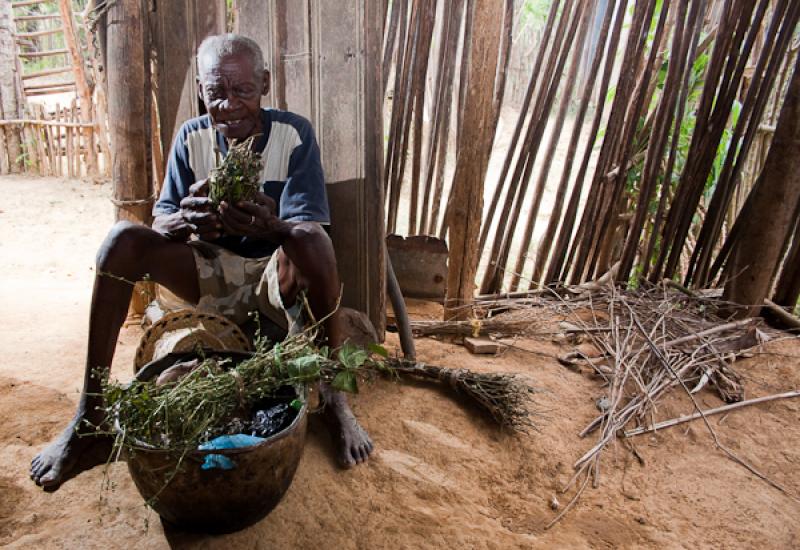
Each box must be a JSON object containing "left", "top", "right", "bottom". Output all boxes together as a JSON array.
[
  {"left": 386, "top": 234, "right": 448, "bottom": 301},
  {"left": 124, "top": 351, "right": 308, "bottom": 534}
]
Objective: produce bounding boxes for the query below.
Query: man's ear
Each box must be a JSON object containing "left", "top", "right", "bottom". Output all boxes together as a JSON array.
[
  {"left": 261, "top": 69, "right": 271, "bottom": 97},
  {"left": 196, "top": 77, "right": 204, "bottom": 102}
]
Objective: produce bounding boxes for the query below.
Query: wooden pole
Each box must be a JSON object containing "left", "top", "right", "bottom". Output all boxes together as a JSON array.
[
  {"left": 58, "top": 0, "right": 97, "bottom": 175},
  {"left": 106, "top": 0, "right": 152, "bottom": 223},
  {"left": 443, "top": 0, "right": 503, "bottom": 319},
  {"left": 723, "top": 52, "right": 800, "bottom": 317}
]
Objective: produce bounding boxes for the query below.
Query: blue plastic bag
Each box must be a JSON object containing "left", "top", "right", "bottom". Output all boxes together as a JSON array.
[{"left": 198, "top": 434, "right": 266, "bottom": 470}]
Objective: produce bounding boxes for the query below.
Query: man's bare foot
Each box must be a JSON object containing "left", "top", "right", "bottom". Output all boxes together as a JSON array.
[
  {"left": 320, "top": 387, "right": 373, "bottom": 468},
  {"left": 30, "top": 415, "right": 109, "bottom": 491}
]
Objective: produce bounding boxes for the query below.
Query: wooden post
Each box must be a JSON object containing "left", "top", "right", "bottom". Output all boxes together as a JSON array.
[
  {"left": 443, "top": 0, "right": 503, "bottom": 319},
  {"left": 0, "top": 0, "right": 24, "bottom": 173},
  {"left": 58, "top": 0, "right": 97, "bottom": 175},
  {"left": 723, "top": 53, "right": 800, "bottom": 317},
  {"left": 106, "top": 0, "right": 152, "bottom": 223}
]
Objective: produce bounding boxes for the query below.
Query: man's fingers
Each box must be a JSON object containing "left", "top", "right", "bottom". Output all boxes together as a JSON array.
[
  {"left": 220, "top": 202, "right": 254, "bottom": 224},
  {"left": 182, "top": 210, "right": 219, "bottom": 225},
  {"left": 180, "top": 196, "right": 214, "bottom": 211},
  {"left": 234, "top": 200, "right": 262, "bottom": 217},
  {"left": 254, "top": 192, "right": 277, "bottom": 212},
  {"left": 188, "top": 178, "right": 209, "bottom": 197}
]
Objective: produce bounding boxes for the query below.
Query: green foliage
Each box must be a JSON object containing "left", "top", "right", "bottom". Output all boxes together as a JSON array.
[
  {"left": 104, "top": 332, "right": 388, "bottom": 452},
  {"left": 208, "top": 136, "right": 263, "bottom": 206},
  {"left": 518, "top": 0, "right": 556, "bottom": 34}
]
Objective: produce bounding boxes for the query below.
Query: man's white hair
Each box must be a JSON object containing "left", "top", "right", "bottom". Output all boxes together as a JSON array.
[{"left": 197, "top": 34, "right": 265, "bottom": 81}]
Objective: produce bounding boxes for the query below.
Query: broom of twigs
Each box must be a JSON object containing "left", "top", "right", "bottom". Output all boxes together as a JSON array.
[{"left": 387, "top": 358, "right": 538, "bottom": 432}]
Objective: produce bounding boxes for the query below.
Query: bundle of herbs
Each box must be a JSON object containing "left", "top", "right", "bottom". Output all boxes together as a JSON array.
[
  {"left": 208, "top": 135, "right": 263, "bottom": 206},
  {"left": 103, "top": 332, "right": 385, "bottom": 452}
]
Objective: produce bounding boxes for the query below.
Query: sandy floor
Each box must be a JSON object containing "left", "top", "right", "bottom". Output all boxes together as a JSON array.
[{"left": 1, "top": 175, "right": 799, "bottom": 549}]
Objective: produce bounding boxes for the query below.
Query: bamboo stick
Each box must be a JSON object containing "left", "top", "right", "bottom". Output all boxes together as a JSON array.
[
  {"left": 568, "top": 0, "right": 657, "bottom": 284},
  {"left": 763, "top": 299, "right": 800, "bottom": 329},
  {"left": 21, "top": 66, "right": 72, "bottom": 80},
  {"left": 659, "top": 0, "right": 766, "bottom": 281},
  {"left": 17, "top": 48, "right": 68, "bottom": 57},
  {"left": 510, "top": 2, "right": 594, "bottom": 290},
  {"left": 11, "top": 0, "right": 51, "bottom": 7},
  {"left": 546, "top": 0, "right": 628, "bottom": 285},
  {"left": 0, "top": 119, "right": 94, "bottom": 128},
  {"left": 624, "top": 390, "right": 800, "bottom": 437},
  {"left": 689, "top": 1, "right": 799, "bottom": 287},
  {"left": 43, "top": 107, "right": 57, "bottom": 177},
  {"left": 480, "top": 0, "right": 580, "bottom": 295},
  {"left": 66, "top": 101, "right": 74, "bottom": 178},
  {"left": 476, "top": 0, "right": 562, "bottom": 255},
  {"left": 419, "top": 0, "right": 456, "bottom": 235},
  {"left": 16, "top": 28, "right": 64, "bottom": 39},
  {"left": 53, "top": 104, "right": 61, "bottom": 176},
  {"left": 33, "top": 104, "right": 47, "bottom": 175},
  {"left": 407, "top": 0, "right": 436, "bottom": 235}
]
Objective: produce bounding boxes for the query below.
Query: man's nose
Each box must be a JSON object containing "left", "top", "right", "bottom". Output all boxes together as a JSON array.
[{"left": 218, "top": 96, "right": 241, "bottom": 112}]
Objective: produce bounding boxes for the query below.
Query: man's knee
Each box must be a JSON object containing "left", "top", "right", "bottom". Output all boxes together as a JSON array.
[{"left": 96, "top": 221, "right": 153, "bottom": 269}]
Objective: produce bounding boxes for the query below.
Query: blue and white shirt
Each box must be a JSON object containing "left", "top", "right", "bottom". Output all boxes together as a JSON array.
[{"left": 153, "top": 108, "right": 330, "bottom": 258}]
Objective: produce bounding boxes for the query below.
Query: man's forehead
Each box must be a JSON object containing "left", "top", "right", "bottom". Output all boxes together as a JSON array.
[{"left": 200, "top": 53, "right": 257, "bottom": 84}]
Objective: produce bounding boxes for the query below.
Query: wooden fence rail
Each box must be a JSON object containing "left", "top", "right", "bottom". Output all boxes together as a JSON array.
[{"left": 0, "top": 101, "right": 104, "bottom": 178}]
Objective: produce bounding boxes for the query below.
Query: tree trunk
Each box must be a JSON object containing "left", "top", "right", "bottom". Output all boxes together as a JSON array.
[
  {"left": 444, "top": 0, "right": 503, "bottom": 319},
  {"left": 771, "top": 200, "right": 800, "bottom": 312},
  {"left": 723, "top": 53, "right": 800, "bottom": 317},
  {"left": 106, "top": 0, "right": 152, "bottom": 223},
  {"left": 0, "top": 1, "right": 24, "bottom": 173}
]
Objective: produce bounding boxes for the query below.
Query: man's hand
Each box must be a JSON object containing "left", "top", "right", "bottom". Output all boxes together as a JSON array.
[
  {"left": 180, "top": 179, "right": 222, "bottom": 241},
  {"left": 219, "top": 192, "right": 289, "bottom": 243}
]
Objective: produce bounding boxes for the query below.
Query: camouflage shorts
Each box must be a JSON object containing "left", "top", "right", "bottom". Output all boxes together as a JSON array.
[{"left": 188, "top": 241, "right": 303, "bottom": 332}]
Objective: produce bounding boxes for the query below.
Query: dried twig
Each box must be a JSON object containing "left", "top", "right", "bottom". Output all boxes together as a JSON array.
[{"left": 624, "top": 390, "right": 800, "bottom": 437}]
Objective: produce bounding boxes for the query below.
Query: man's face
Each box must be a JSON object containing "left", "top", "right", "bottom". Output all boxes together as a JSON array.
[{"left": 198, "top": 52, "right": 269, "bottom": 141}]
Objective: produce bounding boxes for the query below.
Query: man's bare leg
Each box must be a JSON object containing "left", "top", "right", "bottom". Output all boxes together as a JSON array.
[
  {"left": 30, "top": 222, "right": 200, "bottom": 489},
  {"left": 277, "top": 224, "right": 374, "bottom": 467}
]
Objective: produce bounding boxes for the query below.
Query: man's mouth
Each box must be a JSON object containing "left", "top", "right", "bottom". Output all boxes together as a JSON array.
[{"left": 220, "top": 118, "right": 245, "bottom": 127}]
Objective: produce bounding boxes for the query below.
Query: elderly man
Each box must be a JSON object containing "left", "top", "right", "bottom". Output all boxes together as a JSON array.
[{"left": 30, "top": 34, "right": 373, "bottom": 489}]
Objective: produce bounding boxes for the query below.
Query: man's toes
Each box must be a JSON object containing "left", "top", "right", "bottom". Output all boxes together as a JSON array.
[
  {"left": 31, "top": 460, "right": 48, "bottom": 480},
  {"left": 39, "top": 467, "right": 62, "bottom": 488},
  {"left": 340, "top": 451, "right": 356, "bottom": 468}
]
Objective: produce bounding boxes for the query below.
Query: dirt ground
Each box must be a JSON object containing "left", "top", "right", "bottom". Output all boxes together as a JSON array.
[{"left": 1, "top": 175, "right": 799, "bottom": 549}]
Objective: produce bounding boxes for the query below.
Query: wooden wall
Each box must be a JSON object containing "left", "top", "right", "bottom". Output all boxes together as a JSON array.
[
  {"left": 238, "top": 0, "right": 386, "bottom": 336},
  {"left": 150, "top": 0, "right": 226, "bottom": 153}
]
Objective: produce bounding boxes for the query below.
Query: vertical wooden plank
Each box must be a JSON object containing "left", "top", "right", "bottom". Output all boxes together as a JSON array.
[
  {"left": 43, "top": 108, "right": 56, "bottom": 177},
  {"left": 66, "top": 103, "right": 74, "bottom": 178},
  {"left": 151, "top": 0, "right": 225, "bottom": 164},
  {"left": 53, "top": 104, "right": 61, "bottom": 177},
  {"left": 237, "top": 0, "right": 278, "bottom": 108},
  {"left": 314, "top": 0, "right": 385, "bottom": 334},
  {"left": 444, "top": 0, "right": 504, "bottom": 318},
  {"left": 33, "top": 105, "right": 47, "bottom": 176}
]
